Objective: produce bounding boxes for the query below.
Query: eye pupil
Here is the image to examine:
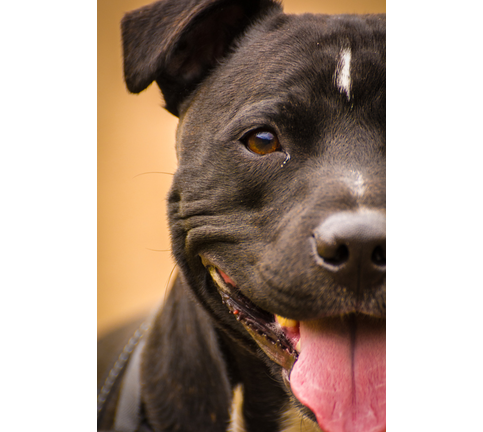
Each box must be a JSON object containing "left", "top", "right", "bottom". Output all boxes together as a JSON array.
[{"left": 246, "top": 130, "right": 280, "bottom": 155}]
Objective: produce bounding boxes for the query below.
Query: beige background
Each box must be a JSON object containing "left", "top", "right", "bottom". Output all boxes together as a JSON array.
[{"left": 98, "top": 0, "right": 386, "bottom": 336}]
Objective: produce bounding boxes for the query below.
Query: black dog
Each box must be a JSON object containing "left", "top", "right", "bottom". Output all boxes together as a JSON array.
[{"left": 98, "top": 1, "right": 386, "bottom": 431}]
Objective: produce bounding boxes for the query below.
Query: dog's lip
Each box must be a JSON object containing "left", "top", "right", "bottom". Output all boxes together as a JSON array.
[{"left": 201, "top": 257, "right": 300, "bottom": 370}]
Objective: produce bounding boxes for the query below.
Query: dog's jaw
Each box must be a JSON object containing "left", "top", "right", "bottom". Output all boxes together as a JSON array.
[{"left": 205, "top": 262, "right": 386, "bottom": 432}]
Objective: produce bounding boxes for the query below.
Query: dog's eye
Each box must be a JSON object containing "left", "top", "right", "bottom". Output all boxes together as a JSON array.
[{"left": 245, "top": 130, "right": 281, "bottom": 155}]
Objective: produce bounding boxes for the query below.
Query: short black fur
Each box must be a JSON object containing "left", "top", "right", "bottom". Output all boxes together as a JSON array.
[{"left": 98, "top": 1, "right": 386, "bottom": 431}]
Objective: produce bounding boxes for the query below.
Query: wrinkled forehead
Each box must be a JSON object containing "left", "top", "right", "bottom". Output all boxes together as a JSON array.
[{"left": 206, "top": 13, "right": 385, "bottom": 105}]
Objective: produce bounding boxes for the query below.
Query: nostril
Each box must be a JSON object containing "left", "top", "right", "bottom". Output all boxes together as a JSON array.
[
  {"left": 313, "top": 210, "right": 386, "bottom": 276},
  {"left": 371, "top": 245, "right": 386, "bottom": 267},
  {"left": 318, "top": 243, "right": 349, "bottom": 266}
]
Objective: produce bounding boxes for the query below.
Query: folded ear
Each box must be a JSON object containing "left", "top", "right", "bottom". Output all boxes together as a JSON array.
[{"left": 121, "top": 0, "right": 281, "bottom": 116}]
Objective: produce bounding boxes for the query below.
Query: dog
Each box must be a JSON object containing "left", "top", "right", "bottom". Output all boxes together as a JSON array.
[{"left": 97, "top": 0, "right": 386, "bottom": 431}]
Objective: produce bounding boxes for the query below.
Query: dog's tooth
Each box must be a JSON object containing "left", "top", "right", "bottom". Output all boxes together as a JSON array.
[
  {"left": 295, "top": 339, "right": 301, "bottom": 353},
  {"left": 275, "top": 315, "right": 298, "bottom": 328}
]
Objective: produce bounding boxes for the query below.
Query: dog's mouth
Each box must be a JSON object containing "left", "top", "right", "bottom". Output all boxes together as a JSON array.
[
  {"left": 205, "top": 263, "right": 386, "bottom": 432},
  {"left": 207, "top": 265, "right": 300, "bottom": 370}
]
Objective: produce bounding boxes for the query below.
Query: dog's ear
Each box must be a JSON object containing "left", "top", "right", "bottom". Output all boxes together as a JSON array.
[{"left": 121, "top": 0, "right": 281, "bottom": 116}]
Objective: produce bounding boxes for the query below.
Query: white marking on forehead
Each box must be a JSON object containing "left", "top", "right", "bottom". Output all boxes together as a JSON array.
[{"left": 334, "top": 48, "right": 352, "bottom": 100}]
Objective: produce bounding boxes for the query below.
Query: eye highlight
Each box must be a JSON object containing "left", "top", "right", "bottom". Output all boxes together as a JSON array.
[{"left": 245, "top": 130, "right": 281, "bottom": 155}]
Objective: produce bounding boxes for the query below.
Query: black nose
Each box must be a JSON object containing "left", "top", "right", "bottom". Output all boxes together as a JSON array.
[{"left": 313, "top": 211, "right": 386, "bottom": 290}]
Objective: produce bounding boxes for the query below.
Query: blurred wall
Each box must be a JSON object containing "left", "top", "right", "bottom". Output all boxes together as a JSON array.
[{"left": 98, "top": 0, "right": 386, "bottom": 336}]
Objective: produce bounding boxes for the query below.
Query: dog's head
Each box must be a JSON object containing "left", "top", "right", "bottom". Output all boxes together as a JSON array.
[{"left": 123, "top": 1, "right": 385, "bottom": 430}]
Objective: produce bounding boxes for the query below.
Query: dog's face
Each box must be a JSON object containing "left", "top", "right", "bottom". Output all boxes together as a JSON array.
[{"left": 123, "top": 1, "right": 385, "bottom": 431}]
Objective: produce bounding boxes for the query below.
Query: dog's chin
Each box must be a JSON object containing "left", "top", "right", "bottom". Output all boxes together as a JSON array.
[{"left": 204, "top": 262, "right": 386, "bottom": 432}]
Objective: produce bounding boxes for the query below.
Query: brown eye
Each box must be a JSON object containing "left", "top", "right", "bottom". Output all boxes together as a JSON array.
[{"left": 246, "top": 130, "right": 281, "bottom": 155}]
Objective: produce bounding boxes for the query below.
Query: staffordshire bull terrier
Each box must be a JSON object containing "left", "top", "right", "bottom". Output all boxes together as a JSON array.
[{"left": 98, "top": 1, "right": 386, "bottom": 431}]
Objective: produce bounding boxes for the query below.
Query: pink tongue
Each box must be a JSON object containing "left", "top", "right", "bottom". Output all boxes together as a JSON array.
[{"left": 290, "top": 318, "right": 385, "bottom": 432}]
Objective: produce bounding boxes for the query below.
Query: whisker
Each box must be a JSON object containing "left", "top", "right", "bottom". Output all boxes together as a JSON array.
[
  {"left": 133, "top": 171, "right": 174, "bottom": 178},
  {"left": 146, "top": 248, "right": 171, "bottom": 252},
  {"left": 163, "top": 264, "right": 177, "bottom": 304}
]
